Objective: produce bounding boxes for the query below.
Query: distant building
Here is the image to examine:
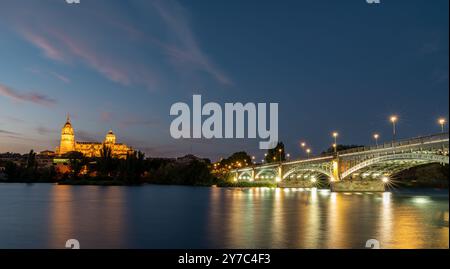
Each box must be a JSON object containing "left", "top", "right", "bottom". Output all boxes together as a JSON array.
[
  {"left": 176, "top": 154, "right": 209, "bottom": 164},
  {"left": 39, "top": 150, "right": 55, "bottom": 157},
  {"left": 55, "top": 115, "right": 133, "bottom": 158}
]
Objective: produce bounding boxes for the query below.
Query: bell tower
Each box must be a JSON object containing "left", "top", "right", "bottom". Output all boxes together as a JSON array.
[{"left": 59, "top": 114, "right": 75, "bottom": 154}]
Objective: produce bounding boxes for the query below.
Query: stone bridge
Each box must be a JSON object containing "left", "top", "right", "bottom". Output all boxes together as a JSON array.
[{"left": 230, "top": 133, "right": 449, "bottom": 191}]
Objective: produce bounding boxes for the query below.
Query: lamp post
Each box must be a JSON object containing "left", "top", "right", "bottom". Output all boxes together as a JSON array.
[
  {"left": 300, "top": 142, "right": 306, "bottom": 158},
  {"left": 373, "top": 133, "right": 379, "bottom": 147},
  {"left": 439, "top": 118, "right": 446, "bottom": 133},
  {"left": 278, "top": 148, "right": 282, "bottom": 163},
  {"left": 332, "top": 132, "right": 338, "bottom": 153},
  {"left": 306, "top": 148, "right": 311, "bottom": 158},
  {"left": 390, "top": 115, "right": 398, "bottom": 145},
  {"left": 286, "top": 153, "right": 290, "bottom": 161}
]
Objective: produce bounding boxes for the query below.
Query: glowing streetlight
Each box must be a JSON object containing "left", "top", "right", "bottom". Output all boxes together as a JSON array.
[
  {"left": 286, "top": 153, "right": 290, "bottom": 160},
  {"left": 373, "top": 133, "right": 379, "bottom": 146},
  {"left": 332, "top": 132, "right": 338, "bottom": 153},
  {"left": 306, "top": 148, "right": 311, "bottom": 158},
  {"left": 278, "top": 148, "right": 282, "bottom": 162},
  {"left": 438, "top": 118, "right": 446, "bottom": 133},
  {"left": 390, "top": 115, "right": 398, "bottom": 144}
]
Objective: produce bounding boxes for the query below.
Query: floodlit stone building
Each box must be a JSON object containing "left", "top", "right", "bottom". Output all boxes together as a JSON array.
[{"left": 56, "top": 116, "right": 133, "bottom": 158}]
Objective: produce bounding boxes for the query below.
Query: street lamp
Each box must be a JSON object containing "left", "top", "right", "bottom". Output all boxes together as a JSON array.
[
  {"left": 300, "top": 142, "right": 306, "bottom": 158},
  {"left": 306, "top": 148, "right": 311, "bottom": 158},
  {"left": 438, "top": 118, "right": 446, "bottom": 133},
  {"left": 390, "top": 115, "right": 398, "bottom": 144},
  {"left": 278, "top": 148, "right": 282, "bottom": 162},
  {"left": 373, "top": 133, "right": 379, "bottom": 146},
  {"left": 332, "top": 132, "right": 338, "bottom": 153},
  {"left": 286, "top": 153, "right": 290, "bottom": 160}
]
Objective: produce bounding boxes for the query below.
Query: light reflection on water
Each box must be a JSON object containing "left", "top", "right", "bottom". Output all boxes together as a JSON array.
[{"left": 0, "top": 183, "right": 448, "bottom": 249}]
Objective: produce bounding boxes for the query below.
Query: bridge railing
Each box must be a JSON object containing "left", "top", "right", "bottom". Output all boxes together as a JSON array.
[{"left": 337, "top": 132, "right": 449, "bottom": 155}]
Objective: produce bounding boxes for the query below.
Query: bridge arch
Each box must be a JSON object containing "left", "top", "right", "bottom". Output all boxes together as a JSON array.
[
  {"left": 255, "top": 168, "right": 277, "bottom": 180},
  {"left": 341, "top": 153, "right": 449, "bottom": 180},
  {"left": 282, "top": 167, "right": 333, "bottom": 180},
  {"left": 238, "top": 171, "right": 252, "bottom": 180}
]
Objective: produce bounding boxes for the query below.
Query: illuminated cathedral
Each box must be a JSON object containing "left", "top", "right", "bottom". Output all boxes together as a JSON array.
[{"left": 56, "top": 115, "right": 133, "bottom": 158}]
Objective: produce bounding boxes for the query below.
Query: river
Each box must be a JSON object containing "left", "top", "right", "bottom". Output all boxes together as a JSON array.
[{"left": 0, "top": 183, "right": 448, "bottom": 249}]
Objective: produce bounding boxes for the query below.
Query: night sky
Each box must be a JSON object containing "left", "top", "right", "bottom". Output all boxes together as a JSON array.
[{"left": 0, "top": 0, "right": 448, "bottom": 161}]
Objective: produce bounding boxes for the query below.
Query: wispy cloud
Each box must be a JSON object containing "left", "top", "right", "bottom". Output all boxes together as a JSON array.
[
  {"left": 20, "top": 28, "right": 65, "bottom": 61},
  {"left": 152, "top": 0, "right": 232, "bottom": 85},
  {"left": 36, "top": 125, "right": 55, "bottom": 135},
  {"left": 0, "top": 83, "right": 56, "bottom": 106},
  {"left": 119, "top": 117, "right": 162, "bottom": 128},
  {"left": 28, "top": 67, "right": 70, "bottom": 84},
  {"left": 8, "top": 0, "right": 230, "bottom": 91},
  {"left": 0, "top": 129, "right": 20, "bottom": 135},
  {"left": 49, "top": 71, "right": 70, "bottom": 83}
]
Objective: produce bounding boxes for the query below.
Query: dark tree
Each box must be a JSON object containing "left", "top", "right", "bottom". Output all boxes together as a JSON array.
[
  {"left": 265, "top": 142, "right": 285, "bottom": 163},
  {"left": 220, "top": 151, "right": 252, "bottom": 168},
  {"left": 66, "top": 151, "right": 86, "bottom": 179}
]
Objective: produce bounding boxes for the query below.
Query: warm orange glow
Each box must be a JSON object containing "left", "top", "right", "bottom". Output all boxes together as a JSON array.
[
  {"left": 390, "top": 115, "right": 398, "bottom": 123},
  {"left": 56, "top": 116, "right": 132, "bottom": 158}
]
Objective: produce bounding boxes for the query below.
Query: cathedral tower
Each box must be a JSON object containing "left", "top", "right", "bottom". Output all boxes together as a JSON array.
[{"left": 59, "top": 114, "right": 75, "bottom": 154}]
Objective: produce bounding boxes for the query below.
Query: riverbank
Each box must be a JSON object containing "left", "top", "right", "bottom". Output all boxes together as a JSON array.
[
  {"left": 1, "top": 178, "right": 447, "bottom": 190},
  {"left": 57, "top": 179, "right": 277, "bottom": 188}
]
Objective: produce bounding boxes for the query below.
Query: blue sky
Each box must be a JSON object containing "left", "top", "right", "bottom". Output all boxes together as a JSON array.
[{"left": 0, "top": 0, "right": 448, "bottom": 161}]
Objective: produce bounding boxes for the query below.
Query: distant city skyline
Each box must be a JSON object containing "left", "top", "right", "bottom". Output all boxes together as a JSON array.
[{"left": 0, "top": 0, "right": 448, "bottom": 161}]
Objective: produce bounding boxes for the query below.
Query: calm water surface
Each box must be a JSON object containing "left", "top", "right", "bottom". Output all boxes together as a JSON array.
[{"left": 0, "top": 183, "right": 448, "bottom": 249}]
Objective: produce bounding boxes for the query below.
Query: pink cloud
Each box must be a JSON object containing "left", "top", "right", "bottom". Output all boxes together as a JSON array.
[
  {"left": 13, "top": 0, "right": 230, "bottom": 91},
  {"left": 20, "top": 29, "right": 65, "bottom": 61},
  {"left": 0, "top": 83, "right": 56, "bottom": 107}
]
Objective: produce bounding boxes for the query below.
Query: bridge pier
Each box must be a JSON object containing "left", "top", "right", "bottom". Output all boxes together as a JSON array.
[{"left": 330, "top": 181, "right": 385, "bottom": 192}]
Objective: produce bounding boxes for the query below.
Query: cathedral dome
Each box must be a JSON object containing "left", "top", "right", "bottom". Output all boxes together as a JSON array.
[{"left": 105, "top": 130, "right": 116, "bottom": 144}]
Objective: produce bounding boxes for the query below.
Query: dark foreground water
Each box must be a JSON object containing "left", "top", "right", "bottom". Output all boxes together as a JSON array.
[{"left": 0, "top": 183, "right": 448, "bottom": 249}]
